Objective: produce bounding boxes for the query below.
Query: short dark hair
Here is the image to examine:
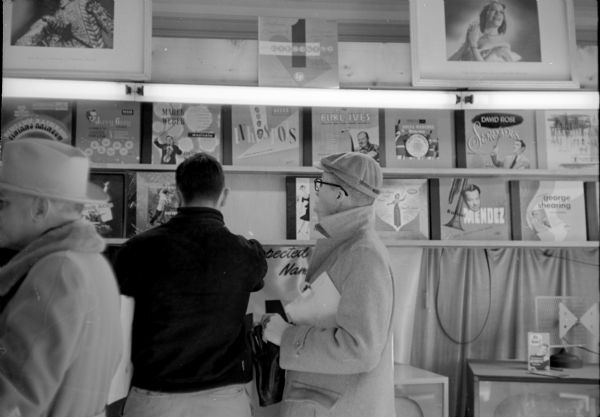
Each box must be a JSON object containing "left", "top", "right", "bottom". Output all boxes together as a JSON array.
[
  {"left": 461, "top": 184, "right": 481, "bottom": 199},
  {"left": 480, "top": 1, "right": 507, "bottom": 34},
  {"left": 515, "top": 139, "right": 526, "bottom": 150},
  {"left": 175, "top": 153, "right": 224, "bottom": 203}
]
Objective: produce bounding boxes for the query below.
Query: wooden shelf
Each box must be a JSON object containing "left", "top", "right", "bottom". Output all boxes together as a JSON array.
[
  {"left": 91, "top": 163, "right": 600, "bottom": 181},
  {"left": 104, "top": 238, "right": 599, "bottom": 248}
]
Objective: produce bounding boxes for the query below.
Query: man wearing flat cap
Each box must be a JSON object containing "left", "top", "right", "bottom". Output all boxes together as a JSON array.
[
  {"left": 263, "top": 152, "right": 396, "bottom": 417},
  {"left": 0, "top": 139, "right": 122, "bottom": 417}
]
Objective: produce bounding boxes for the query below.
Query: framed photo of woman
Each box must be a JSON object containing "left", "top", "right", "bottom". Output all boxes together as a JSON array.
[
  {"left": 409, "top": 0, "right": 579, "bottom": 88},
  {"left": 2, "top": 0, "right": 151, "bottom": 80}
]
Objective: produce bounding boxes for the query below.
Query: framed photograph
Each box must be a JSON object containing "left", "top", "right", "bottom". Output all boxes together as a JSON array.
[
  {"left": 410, "top": 0, "right": 579, "bottom": 88},
  {"left": 2, "top": 0, "right": 151, "bottom": 80}
]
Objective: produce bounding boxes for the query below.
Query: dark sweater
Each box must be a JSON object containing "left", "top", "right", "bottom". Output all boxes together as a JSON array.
[{"left": 114, "top": 207, "right": 267, "bottom": 392}]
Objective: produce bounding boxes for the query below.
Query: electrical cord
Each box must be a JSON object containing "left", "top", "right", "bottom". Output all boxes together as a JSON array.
[{"left": 434, "top": 248, "right": 492, "bottom": 345}]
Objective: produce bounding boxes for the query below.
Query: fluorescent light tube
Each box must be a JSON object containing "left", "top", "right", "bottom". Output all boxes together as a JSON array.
[
  {"left": 140, "top": 83, "right": 458, "bottom": 109},
  {"left": 463, "top": 91, "right": 599, "bottom": 110},
  {"left": 2, "top": 78, "right": 131, "bottom": 101}
]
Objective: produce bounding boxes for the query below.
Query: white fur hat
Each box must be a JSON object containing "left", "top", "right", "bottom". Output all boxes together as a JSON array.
[{"left": 0, "top": 139, "right": 107, "bottom": 203}]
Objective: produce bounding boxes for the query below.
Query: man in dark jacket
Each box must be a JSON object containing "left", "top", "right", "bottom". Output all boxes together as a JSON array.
[{"left": 114, "top": 153, "right": 267, "bottom": 417}]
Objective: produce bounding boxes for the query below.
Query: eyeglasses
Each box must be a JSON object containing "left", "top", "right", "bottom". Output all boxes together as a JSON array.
[{"left": 313, "top": 178, "right": 348, "bottom": 196}]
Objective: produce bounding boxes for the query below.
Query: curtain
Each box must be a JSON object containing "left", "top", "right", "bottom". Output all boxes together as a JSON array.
[
  {"left": 410, "top": 247, "right": 599, "bottom": 417},
  {"left": 388, "top": 247, "right": 424, "bottom": 363}
]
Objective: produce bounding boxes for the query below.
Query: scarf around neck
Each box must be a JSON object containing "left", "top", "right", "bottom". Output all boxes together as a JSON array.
[{"left": 0, "top": 220, "right": 105, "bottom": 297}]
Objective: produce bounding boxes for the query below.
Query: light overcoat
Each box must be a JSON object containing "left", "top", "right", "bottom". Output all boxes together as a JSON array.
[
  {"left": 0, "top": 221, "right": 122, "bottom": 417},
  {"left": 279, "top": 206, "right": 395, "bottom": 417}
]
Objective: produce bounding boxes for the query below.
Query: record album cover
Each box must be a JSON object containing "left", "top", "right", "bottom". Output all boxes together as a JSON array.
[
  {"left": 151, "top": 103, "right": 221, "bottom": 165},
  {"left": 75, "top": 101, "right": 141, "bottom": 163},
  {"left": 518, "top": 180, "right": 587, "bottom": 242},
  {"left": 384, "top": 109, "right": 454, "bottom": 168},
  {"left": 258, "top": 17, "right": 338, "bottom": 88},
  {"left": 231, "top": 105, "right": 301, "bottom": 166},
  {"left": 286, "top": 177, "right": 317, "bottom": 240},
  {"left": 462, "top": 110, "right": 537, "bottom": 169},
  {"left": 83, "top": 172, "right": 126, "bottom": 238},
  {"left": 374, "top": 179, "right": 429, "bottom": 240},
  {"left": 127, "top": 171, "right": 178, "bottom": 236},
  {"left": 528, "top": 332, "right": 551, "bottom": 371},
  {"left": 1, "top": 98, "right": 73, "bottom": 156},
  {"left": 247, "top": 245, "right": 312, "bottom": 318},
  {"left": 311, "top": 107, "right": 380, "bottom": 165},
  {"left": 439, "top": 177, "right": 510, "bottom": 240},
  {"left": 537, "top": 110, "right": 599, "bottom": 169}
]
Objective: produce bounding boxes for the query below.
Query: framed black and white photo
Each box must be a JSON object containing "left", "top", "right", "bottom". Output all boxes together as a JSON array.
[
  {"left": 409, "top": 0, "right": 579, "bottom": 88},
  {"left": 2, "top": 0, "right": 151, "bottom": 80}
]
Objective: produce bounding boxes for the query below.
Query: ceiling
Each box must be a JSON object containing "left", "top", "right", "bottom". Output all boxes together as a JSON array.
[{"left": 152, "top": 0, "right": 598, "bottom": 42}]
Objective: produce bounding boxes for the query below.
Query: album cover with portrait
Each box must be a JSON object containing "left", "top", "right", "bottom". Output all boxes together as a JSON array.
[
  {"left": 231, "top": 105, "right": 301, "bottom": 166},
  {"left": 517, "top": 180, "right": 586, "bottom": 242},
  {"left": 384, "top": 109, "right": 454, "bottom": 168},
  {"left": 536, "top": 110, "right": 599, "bottom": 169},
  {"left": 439, "top": 177, "right": 510, "bottom": 240},
  {"left": 374, "top": 179, "right": 429, "bottom": 240},
  {"left": 258, "top": 17, "right": 338, "bottom": 88},
  {"left": 0, "top": 98, "right": 73, "bottom": 157},
  {"left": 151, "top": 102, "right": 221, "bottom": 165},
  {"left": 126, "top": 171, "right": 178, "bottom": 237},
  {"left": 311, "top": 107, "right": 380, "bottom": 165},
  {"left": 460, "top": 110, "right": 538, "bottom": 169},
  {"left": 285, "top": 177, "right": 318, "bottom": 240},
  {"left": 84, "top": 172, "right": 126, "bottom": 238},
  {"left": 75, "top": 100, "right": 141, "bottom": 164}
]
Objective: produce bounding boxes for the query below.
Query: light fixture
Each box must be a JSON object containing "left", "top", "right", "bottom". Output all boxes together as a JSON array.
[
  {"left": 462, "top": 91, "right": 599, "bottom": 110},
  {"left": 2, "top": 77, "right": 598, "bottom": 111},
  {"left": 2, "top": 78, "right": 131, "bottom": 101}
]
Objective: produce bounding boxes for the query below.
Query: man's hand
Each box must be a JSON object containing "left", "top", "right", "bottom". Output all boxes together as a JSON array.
[{"left": 261, "top": 314, "right": 291, "bottom": 346}]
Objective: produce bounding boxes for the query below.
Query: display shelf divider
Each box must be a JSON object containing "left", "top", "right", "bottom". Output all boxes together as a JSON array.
[
  {"left": 584, "top": 181, "right": 599, "bottom": 241},
  {"left": 221, "top": 105, "right": 233, "bottom": 165},
  {"left": 89, "top": 164, "right": 599, "bottom": 181},
  {"left": 140, "top": 102, "right": 154, "bottom": 163},
  {"left": 509, "top": 180, "right": 523, "bottom": 241},
  {"left": 104, "top": 238, "right": 598, "bottom": 248},
  {"left": 302, "top": 107, "right": 313, "bottom": 166}
]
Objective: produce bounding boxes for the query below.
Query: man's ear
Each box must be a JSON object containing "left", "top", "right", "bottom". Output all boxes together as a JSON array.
[
  {"left": 31, "top": 197, "right": 49, "bottom": 222},
  {"left": 218, "top": 187, "right": 230, "bottom": 208},
  {"left": 175, "top": 189, "right": 184, "bottom": 206}
]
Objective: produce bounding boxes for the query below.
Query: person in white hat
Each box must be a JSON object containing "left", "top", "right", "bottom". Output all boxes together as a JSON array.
[
  {"left": 263, "top": 152, "right": 396, "bottom": 417},
  {"left": 0, "top": 139, "right": 122, "bottom": 417}
]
